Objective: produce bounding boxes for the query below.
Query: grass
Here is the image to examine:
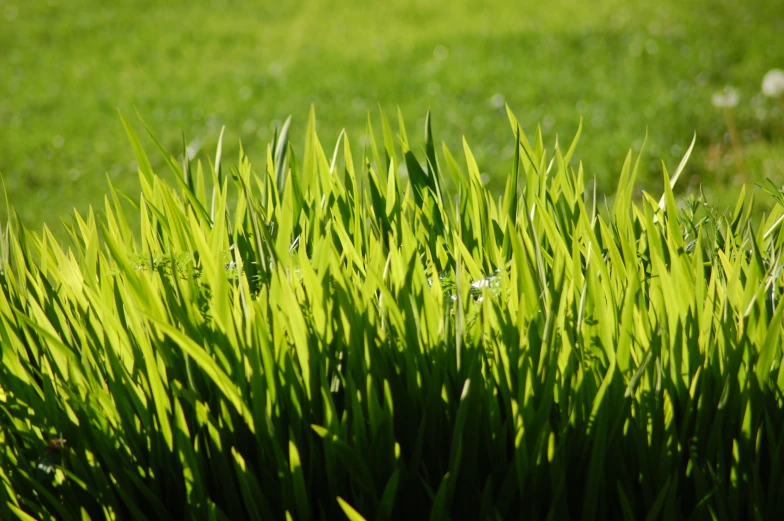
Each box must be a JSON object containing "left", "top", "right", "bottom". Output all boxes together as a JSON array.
[
  {"left": 2, "top": 0, "right": 784, "bottom": 231},
  {"left": 2, "top": 107, "right": 784, "bottom": 519}
]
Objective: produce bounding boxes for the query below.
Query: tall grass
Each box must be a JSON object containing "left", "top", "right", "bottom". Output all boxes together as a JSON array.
[{"left": 1, "top": 106, "right": 784, "bottom": 520}]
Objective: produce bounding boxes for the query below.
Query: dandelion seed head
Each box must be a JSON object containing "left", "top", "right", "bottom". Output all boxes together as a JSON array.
[
  {"left": 712, "top": 86, "right": 739, "bottom": 108},
  {"left": 762, "top": 69, "right": 784, "bottom": 98}
]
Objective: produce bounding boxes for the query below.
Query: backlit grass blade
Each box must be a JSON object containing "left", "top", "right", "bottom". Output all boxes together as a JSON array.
[{"left": 275, "top": 116, "right": 293, "bottom": 196}]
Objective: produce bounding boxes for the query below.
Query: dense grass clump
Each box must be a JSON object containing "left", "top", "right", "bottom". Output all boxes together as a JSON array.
[{"left": 2, "top": 107, "right": 784, "bottom": 520}]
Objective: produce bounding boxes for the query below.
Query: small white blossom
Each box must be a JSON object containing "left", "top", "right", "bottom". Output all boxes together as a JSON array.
[
  {"left": 762, "top": 69, "right": 784, "bottom": 98},
  {"left": 712, "top": 86, "right": 739, "bottom": 108},
  {"left": 471, "top": 278, "right": 492, "bottom": 289}
]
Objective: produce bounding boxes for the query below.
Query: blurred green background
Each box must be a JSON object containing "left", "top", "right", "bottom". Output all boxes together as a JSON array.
[{"left": 2, "top": 0, "right": 783, "bottom": 233}]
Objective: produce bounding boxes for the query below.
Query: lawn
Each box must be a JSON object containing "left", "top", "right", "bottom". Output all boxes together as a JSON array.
[{"left": 1, "top": 0, "right": 783, "bottom": 232}]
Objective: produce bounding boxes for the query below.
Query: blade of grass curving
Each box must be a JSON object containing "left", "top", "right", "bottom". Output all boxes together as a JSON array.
[
  {"left": 330, "top": 129, "right": 347, "bottom": 174},
  {"left": 501, "top": 125, "right": 522, "bottom": 260},
  {"left": 563, "top": 117, "right": 583, "bottom": 165},
  {"left": 424, "top": 110, "right": 442, "bottom": 200},
  {"left": 275, "top": 116, "right": 293, "bottom": 195},
  {"left": 135, "top": 110, "right": 185, "bottom": 182},
  {"left": 211, "top": 125, "right": 226, "bottom": 222},
  {"left": 379, "top": 105, "right": 398, "bottom": 172},
  {"left": 396, "top": 107, "right": 410, "bottom": 152},
  {"left": 366, "top": 111, "right": 384, "bottom": 183},
  {"left": 118, "top": 111, "right": 155, "bottom": 188},
  {"left": 658, "top": 132, "right": 696, "bottom": 209}
]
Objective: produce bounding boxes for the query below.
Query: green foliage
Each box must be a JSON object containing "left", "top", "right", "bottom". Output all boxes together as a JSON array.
[
  {"left": 3, "top": 0, "right": 784, "bottom": 230},
  {"left": 2, "top": 107, "right": 784, "bottom": 520}
]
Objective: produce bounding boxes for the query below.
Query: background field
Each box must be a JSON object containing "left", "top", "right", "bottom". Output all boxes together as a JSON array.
[{"left": 2, "top": 0, "right": 783, "bottom": 231}]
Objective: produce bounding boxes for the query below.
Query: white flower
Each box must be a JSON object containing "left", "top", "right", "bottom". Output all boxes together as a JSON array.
[
  {"left": 762, "top": 69, "right": 784, "bottom": 98},
  {"left": 712, "top": 86, "right": 739, "bottom": 108},
  {"left": 471, "top": 278, "right": 492, "bottom": 289}
]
